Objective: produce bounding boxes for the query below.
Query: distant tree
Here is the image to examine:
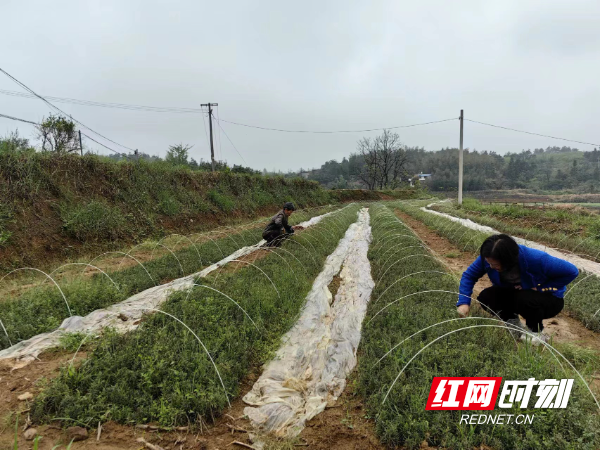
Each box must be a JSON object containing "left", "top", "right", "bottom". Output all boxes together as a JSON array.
[
  {"left": 36, "top": 115, "right": 79, "bottom": 154},
  {"left": 0, "top": 129, "right": 34, "bottom": 154},
  {"left": 165, "top": 143, "right": 192, "bottom": 166},
  {"left": 231, "top": 164, "right": 260, "bottom": 174},
  {"left": 355, "top": 130, "right": 409, "bottom": 190}
]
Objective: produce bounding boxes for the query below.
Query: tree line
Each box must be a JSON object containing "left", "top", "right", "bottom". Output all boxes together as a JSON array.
[
  {"left": 304, "top": 135, "right": 600, "bottom": 192},
  {"left": 0, "top": 114, "right": 260, "bottom": 174}
]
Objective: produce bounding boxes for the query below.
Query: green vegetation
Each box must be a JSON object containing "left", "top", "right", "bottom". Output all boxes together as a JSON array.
[
  {"left": 432, "top": 198, "right": 600, "bottom": 263},
  {"left": 357, "top": 203, "right": 600, "bottom": 449},
  {"left": 308, "top": 145, "right": 600, "bottom": 193},
  {"left": 0, "top": 151, "right": 338, "bottom": 270},
  {"left": 31, "top": 205, "right": 362, "bottom": 427},
  {"left": 0, "top": 206, "right": 334, "bottom": 350},
  {"left": 395, "top": 200, "right": 600, "bottom": 332}
]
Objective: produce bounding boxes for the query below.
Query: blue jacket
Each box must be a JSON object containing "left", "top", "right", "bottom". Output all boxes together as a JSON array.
[{"left": 457, "top": 245, "right": 579, "bottom": 306}]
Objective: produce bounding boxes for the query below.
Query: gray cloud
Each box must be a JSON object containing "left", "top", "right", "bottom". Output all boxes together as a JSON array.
[{"left": 1, "top": 0, "right": 599, "bottom": 172}]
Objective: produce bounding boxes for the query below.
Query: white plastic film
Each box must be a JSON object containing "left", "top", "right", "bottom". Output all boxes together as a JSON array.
[
  {"left": 0, "top": 209, "right": 342, "bottom": 363},
  {"left": 243, "top": 208, "right": 374, "bottom": 439},
  {"left": 422, "top": 202, "right": 600, "bottom": 276}
]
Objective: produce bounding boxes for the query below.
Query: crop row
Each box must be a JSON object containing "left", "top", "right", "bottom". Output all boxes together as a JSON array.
[
  {"left": 395, "top": 200, "right": 600, "bottom": 333},
  {"left": 31, "top": 204, "right": 363, "bottom": 428},
  {"left": 431, "top": 199, "right": 600, "bottom": 263},
  {"left": 356, "top": 204, "right": 600, "bottom": 449},
  {"left": 0, "top": 205, "right": 337, "bottom": 350}
]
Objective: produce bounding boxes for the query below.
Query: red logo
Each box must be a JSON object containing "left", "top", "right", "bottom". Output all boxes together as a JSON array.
[{"left": 426, "top": 377, "right": 502, "bottom": 410}]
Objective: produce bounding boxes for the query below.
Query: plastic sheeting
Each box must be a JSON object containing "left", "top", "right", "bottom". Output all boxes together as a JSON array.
[
  {"left": 422, "top": 202, "right": 600, "bottom": 277},
  {"left": 0, "top": 208, "right": 343, "bottom": 363},
  {"left": 242, "top": 208, "right": 374, "bottom": 439}
]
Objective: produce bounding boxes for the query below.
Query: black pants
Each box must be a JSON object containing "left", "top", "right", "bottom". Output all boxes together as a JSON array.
[
  {"left": 477, "top": 286, "right": 564, "bottom": 332},
  {"left": 262, "top": 230, "right": 291, "bottom": 247}
]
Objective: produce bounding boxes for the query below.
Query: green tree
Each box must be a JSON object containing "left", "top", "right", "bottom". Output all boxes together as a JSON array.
[
  {"left": 165, "top": 143, "right": 192, "bottom": 166},
  {"left": 36, "top": 115, "right": 79, "bottom": 154}
]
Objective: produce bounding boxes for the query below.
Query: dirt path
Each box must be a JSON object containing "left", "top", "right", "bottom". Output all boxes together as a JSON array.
[{"left": 395, "top": 209, "right": 600, "bottom": 355}]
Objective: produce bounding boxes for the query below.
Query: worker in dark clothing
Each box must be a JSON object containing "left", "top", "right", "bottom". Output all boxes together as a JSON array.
[
  {"left": 458, "top": 234, "right": 579, "bottom": 345},
  {"left": 262, "top": 202, "right": 302, "bottom": 247}
]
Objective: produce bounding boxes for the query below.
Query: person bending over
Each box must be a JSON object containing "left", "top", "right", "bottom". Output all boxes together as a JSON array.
[
  {"left": 262, "top": 202, "right": 303, "bottom": 247},
  {"left": 457, "top": 234, "right": 578, "bottom": 345}
]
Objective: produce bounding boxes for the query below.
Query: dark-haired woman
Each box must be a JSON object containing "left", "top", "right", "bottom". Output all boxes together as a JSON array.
[{"left": 457, "top": 234, "right": 579, "bottom": 345}]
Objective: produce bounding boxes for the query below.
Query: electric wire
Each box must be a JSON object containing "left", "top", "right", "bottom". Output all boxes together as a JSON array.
[
  {"left": 0, "top": 68, "right": 135, "bottom": 151},
  {"left": 466, "top": 118, "right": 600, "bottom": 147},
  {"left": 0, "top": 111, "right": 122, "bottom": 154},
  {"left": 216, "top": 117, "right": 459, "bottom": 133},
  {"left": 0, "top": 88, "right": 203, "bottom": 114},
  {"left": 216, "top": 121, "right": 249, "bottom": 166}
]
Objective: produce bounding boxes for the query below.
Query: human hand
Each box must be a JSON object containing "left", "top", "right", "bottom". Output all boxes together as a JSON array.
[{"left": 457, "top": 304, "right": 470, "bottom": 317}]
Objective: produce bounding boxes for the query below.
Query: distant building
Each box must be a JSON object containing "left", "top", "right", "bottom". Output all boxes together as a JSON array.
[
  {"left": 299, "top": 171, "right": 311, "bottom": 179},
  {"left": 409, "top": 173, "right": 431, "bottom": 187}
]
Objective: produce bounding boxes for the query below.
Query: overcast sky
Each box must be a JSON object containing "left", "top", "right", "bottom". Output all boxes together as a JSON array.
[{"left": 1, "top": 0, "right": 599, "bottom": 171}]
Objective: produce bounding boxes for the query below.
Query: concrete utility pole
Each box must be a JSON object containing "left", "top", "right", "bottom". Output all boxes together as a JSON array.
[
  {"left": 78, "top": 130, "right": 83, "bottom": 156},
  {"left": 458, "top": 109, "right": 464, "bottom": 205},
  {"left": 201, "top": 102, "right": 218, "bottom": 171}
]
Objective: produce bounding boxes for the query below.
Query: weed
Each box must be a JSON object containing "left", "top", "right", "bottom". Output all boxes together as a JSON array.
[
  {"left": 60, "top": 200, "right": 128, "bottom": 242},
  {"left": 58, "top": 332, "right": 88, "bottom": 352}
]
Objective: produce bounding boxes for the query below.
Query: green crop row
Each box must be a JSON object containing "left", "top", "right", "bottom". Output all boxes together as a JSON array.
[
  {"left": 356, "top": 204, "right": 600, "bottom": 449},
  {"left": 0, "top": 205, "right": 337, "bottom": 350},
  {"left": 431, "top": 199, "right": 600, "bottom": 263},
  {"left": 30, "top": 204, "right": 363, "bottom": 428},
  {"left": 394, "top": 200, "right": 600, "bottom": 333}
]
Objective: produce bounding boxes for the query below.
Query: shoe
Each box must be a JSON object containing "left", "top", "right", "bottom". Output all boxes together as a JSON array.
[
  {"left": 520, "top": 331, "right": 549, "bottom": 346},
  {"left": 505, "top": 318, "right": 526, "bottom": 339}
]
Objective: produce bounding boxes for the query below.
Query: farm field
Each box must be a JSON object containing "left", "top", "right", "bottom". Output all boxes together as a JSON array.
[
  {"left": 1, "top": 200, "right": 600, "bottom": 449},
  {"left": 429, "top": 198, "right": 600, "bottom": 263}
]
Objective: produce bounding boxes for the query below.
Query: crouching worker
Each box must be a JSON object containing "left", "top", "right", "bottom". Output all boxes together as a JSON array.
[
  {"left": 262, "top": 202, "right": 303, "bottom": 247},
  {"left": 457, "top": 234, "right": 578, "bottom": 345}
]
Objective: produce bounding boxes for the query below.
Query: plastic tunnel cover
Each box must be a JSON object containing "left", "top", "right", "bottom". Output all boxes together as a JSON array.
[
  {"left": 0, "top": 207, "right": 346, "bottom": 363},
  {"left": 243, "top": 207, "right": 374, "bottom": 440},
  {"left": 422, "top": 201, "right": 600, "bottom": 276}
]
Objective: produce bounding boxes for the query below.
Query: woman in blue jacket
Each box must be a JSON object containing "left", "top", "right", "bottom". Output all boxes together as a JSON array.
[{"left": 457, "top": 234, "right": 579, "bottom": 344}]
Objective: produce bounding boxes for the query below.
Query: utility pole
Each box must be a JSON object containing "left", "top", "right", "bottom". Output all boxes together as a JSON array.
[
  {"left": 78, "top": 130, "right": 83, "bottom": 156},
  {"left": 458, "top": 109, "right": 464, "bottom": 205},
  {"left": 201, "top": 102, "right": 218, "bottom": 171}
]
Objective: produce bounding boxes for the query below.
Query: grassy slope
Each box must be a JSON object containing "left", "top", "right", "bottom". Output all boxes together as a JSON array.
[
  {"left": 357, "top": 204, "right": 600, "bottom": 449},
  {"left": 31, "top": 205, "right": 362, "bottom": 427},
  {"left": 0, "top": 153, "right": 421, "bottom": 271}
]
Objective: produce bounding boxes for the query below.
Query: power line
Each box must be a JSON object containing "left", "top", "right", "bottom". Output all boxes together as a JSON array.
[
  {"left": 216, "top": 121, "right": 249, "bottom": 165},
  {"left": 217, "top": 117, "right": 459, "bottom": 133},
  {"left": 0, "top": 113, "right": 38, "bottom": 126},
  {"left": 0, "top": 111, "right": 123, "bottom": 154},
  {"left": 465, "top": 118, "right": 600, "bottom": 147},
  {"left": 0, "top": 68, "right": 136, "bottom": 151},
  {"left": 0, "top": 88, "right": 204, "bottom": 114},
  {"left": 79, "top": 132, "right": 122, "bottom": 154}
]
